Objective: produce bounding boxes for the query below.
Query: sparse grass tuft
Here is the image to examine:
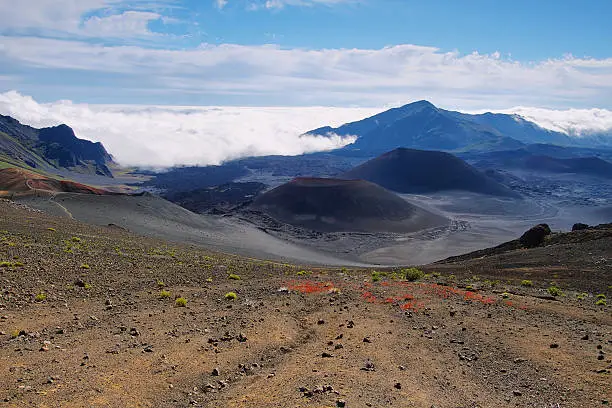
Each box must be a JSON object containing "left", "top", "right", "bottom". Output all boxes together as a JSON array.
[
  {"left": 225, "top": 292, "right": 238, "bottom": 300},
  {"left": 576, "top": 292, "right": 588, "bottom": 300},
  {"left": 521, "top": 280, "right": 533, "bottom": 287},
  {"left": 47, "top": 228, "right": 56, "bottom": 232},
  {"left": 296, "top": 270, "right": 312, "bottom": 276},
  {"left": 595, "top": 299, "right": 607, "bottom": 306},
  {"left": 84, "top": 283, "right": 92, "bottom": 290},
  {"left": 228, "top": 273, "right": 241, "bottom": 280},
  {"left": 596, "top": 294, "right": 606, "bottom": 299},
  {"left": 156, "top": 280, "right": 165, "bottom": 287},
  {"left": 206, "top": 277, "right": 213, "bottom": 283},
  {"left": 10, "top": 329, "right": 20, "bottom": 339},
  {"left": 34, "top": 293, "right": 47, "bottom": 302},
  {"left": 548, "top": 286, "right": 563, "bottom": 297},
  {"left": 80, "top": 263, "right": 90, "bottom": 269},
  {"left": 175, "top": 297, "right": 187, "bottom": 307},
  {"left": 159, "top": 290, "right": 171, "bottom": 299}
]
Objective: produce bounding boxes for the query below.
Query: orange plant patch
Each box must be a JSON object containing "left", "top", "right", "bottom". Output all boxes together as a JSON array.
[{"left": 286, "top": 280, "right": 338, "bottom": 294}]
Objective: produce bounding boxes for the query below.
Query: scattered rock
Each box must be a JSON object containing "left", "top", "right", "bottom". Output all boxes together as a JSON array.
[
  {"left": 394, "top": 382, "right": 402, "bottom": 390},
  {"left": 361, "top": 360, "right": 375, "bottom": 371},
  {"left": 519, "top": 224, "right": 551, "bottom": 248},
  {"left": 211, "top": 368, "right": 220, "bottom": 376}
]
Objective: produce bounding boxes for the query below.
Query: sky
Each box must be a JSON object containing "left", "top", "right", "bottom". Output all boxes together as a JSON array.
[{"left": 0, "top": 0, "right": 611, "bottom": 166}]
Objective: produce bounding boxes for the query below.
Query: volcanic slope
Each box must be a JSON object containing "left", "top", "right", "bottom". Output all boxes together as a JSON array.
[
  {"left": 342, "top": 148, "right": 518, "bottom": 196},
  {"left": 0, "top": 167, "right": 113, "bottom": 196},
  {"left": 0, "top": 199, "right": 610, "bottom": 408},
  {"left": 249, "top": 177, "right": 447, "bottom": 233}
]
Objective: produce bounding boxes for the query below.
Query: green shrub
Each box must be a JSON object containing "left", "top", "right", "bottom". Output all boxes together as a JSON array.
[
  {"left": 159, "top": 290, "right": 171, "bottom": 299},
  {"left": 34, "top": 293, "right": 47, "bottom": 302},
  {"left": 371, "top": 271, "right": 383, "bottom": 282},
  {"left": 521, "top": 280, "right": 533, "bottom": 287},
  {"left": 47, "top": 228, "right": 56, "bottom": 232},
  {"left": 224, "top": 292, "right": 238, "bottom": 300},
  {"left": 402, "top": 268, "right": 425, "bottom": 282},
  {"left": 228, "top": 274, "right": 241, "bottom": 280},
  {"left": 84, "top": 283, "right": 92, "bottom": 290},
  {"left": 206, "top": 277, "right": 213, "bottom": 283},
  {"left": 80, "top": 263, "right": 90, "bottom": 269},
  {"left": 576, "top": 292, "right": 588, "bottom": 300},
  {"left": 596, "top": 294, "right": 606, "bottom": 299},
  {"left": 0, "top": 261, "right": 12, "bottom": 268},
  {"left": 501, "top": 292, "right": 511, "bottom": 299},
  {"left": 548, "top": 286, "right": 563, "bottom": 297},
  {"left": 595, "top": 299, "right": 607, "bottom": 306},
  {"left": 175, "top": 297, "right": 187, "bottom": 307},
  {"left": 156, "top": 279, "right": 165, "bottom": 287},
  {"left": 296, "top": 270, "right": 311, "bottom": 276}
]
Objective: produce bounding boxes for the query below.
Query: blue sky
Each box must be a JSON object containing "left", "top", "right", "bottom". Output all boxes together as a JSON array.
[{"left": 0, "top": 0, "right": 611, "bottom": 108}]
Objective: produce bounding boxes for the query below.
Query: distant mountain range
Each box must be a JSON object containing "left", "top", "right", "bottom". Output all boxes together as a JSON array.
[
  {"left": 307, "top": 100, "right": 612, "bottom": 155},
  {"left": 0, "top": 115, "right": 114, "bottom": 177}
]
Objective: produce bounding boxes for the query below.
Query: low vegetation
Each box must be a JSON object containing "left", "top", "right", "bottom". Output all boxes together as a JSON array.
[
  {"left": 225, "top": 292, "right": 238, "bottom": 300},
  {"left": 175, "top": 297, "right": 187, "bottom": 307},
  {"left": 548, "top": 285, "right": 563, "bottom": 297}
]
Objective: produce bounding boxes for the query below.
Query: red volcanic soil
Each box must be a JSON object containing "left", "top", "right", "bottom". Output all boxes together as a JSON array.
[{"left": 0, "top": 167, "right": 112, "bottom": 195}]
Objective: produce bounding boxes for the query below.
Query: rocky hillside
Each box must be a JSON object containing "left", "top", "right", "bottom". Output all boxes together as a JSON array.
[{"left": 0, "top": 115, "right": 114, "bottom": 177}]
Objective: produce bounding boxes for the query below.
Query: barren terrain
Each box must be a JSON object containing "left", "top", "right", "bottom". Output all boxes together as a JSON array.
[{"left": 0, "top": 199, "right": 610, "bottom": 407}]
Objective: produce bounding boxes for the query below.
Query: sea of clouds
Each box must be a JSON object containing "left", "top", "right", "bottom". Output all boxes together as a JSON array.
[{"left": 1, "top": 91, "right": 611, "bottom": 168}]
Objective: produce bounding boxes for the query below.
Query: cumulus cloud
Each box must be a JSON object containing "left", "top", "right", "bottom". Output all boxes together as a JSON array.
[
  {"left": 1, "top": 36, "right": 611, "bottom": 108},
  {"left": 0, "top": 91, "right": 375, "bottom": 168}
]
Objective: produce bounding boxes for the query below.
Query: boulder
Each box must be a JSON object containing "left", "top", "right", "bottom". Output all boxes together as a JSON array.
[
  {"left": 519, "top": 224, "right": 551, "bottom": 248},
  {"left": 572, "top": 223, "right": 590, "bottom": 231}
]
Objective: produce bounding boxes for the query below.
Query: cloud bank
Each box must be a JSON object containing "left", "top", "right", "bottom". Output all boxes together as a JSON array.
[
  {"left": 2, "top": 92, "right": 611, "bottom": 168},
  {"left": 484, "top": 107, "right": 612, "bottom": 137},
  {"left": 0, "top": 91, "right": 375, "bottom": 168}
]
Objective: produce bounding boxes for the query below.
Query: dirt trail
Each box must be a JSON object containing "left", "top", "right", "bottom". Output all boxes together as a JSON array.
[{"left": 0, "top": 200, "right": 610, "bottom": 407}]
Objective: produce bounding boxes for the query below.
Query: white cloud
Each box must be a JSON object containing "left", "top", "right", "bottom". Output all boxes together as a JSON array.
[
  {"left": 2, "top": 92, "right": 611, "bottom": 168},
  {"left": 0, "top": 91, "right": 375, "bottom": 167},
  {"left": 0, "top": 0, "right": 173, "bottom": 40},
  {"left": 81, "top": 11, "right": 162, "bottom": 38},
  {"left": 260, "top": 0, "right": 357, "bottom": 9},
  {"left": 480, "top": 106, "right": 612, "bottom": 136},
  {"left": 216, "top": 0, "right": 229, "bottom": 9},
  {"left": 1, "top": 37, "right": 611, "bottom": 108}
]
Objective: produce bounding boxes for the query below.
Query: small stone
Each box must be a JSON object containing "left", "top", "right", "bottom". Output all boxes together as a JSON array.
[
  {"left": 336, "top": 400, "right": 346, "bottom": 407},
  {"left": 513, "top": 390, "right": 522, "bottom": 396},
  {"left": 211, "top": 368, "right": 220, "bottom": 376},
  {"left": 143, "top": 345, "right": 154, "bottom": 353},
  {"left": 237, "top": 333, "right": 248, "bottom": 342},
  {"left": 322, "top": 352, "right": 333, "bottom": 358},
  {"left": 550, "top": 343, "right": 559, "bottom": 349},
  {"left": 363, "top": 337, "right": 372, "bottom": 343},
  {"left": 394, "top": 382, "right": 402, "bottom": 390},
  {"left": 129, "top": 328, "right": 140, "bottom": 337},
  {"left": 581, "top": 334, "right": 589, "bottom": 340},
  {"left": 317, "top": 319, "right": 325, "bottom": 325}
]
